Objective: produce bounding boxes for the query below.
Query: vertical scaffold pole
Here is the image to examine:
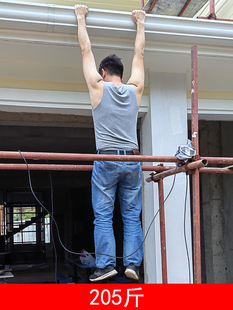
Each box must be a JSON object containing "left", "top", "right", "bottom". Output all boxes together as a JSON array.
[
  {"left": 141, "top": 0, "right": 145, "bottom": 9},
  {"left": 158, "top": 179, "right": 168, "bottom": 283},
  {"left": 209, "top": 0, "right": 216, "bottom": 19},
  {"left": 191, "top": 45, "right": 201, "bottom": 284},
  {"left": 210, "top": 0, "right": 215, "bottom": 15}
]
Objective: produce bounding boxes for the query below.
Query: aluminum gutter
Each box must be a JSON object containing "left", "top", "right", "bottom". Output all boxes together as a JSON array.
[{"left": 1, "top": 1, "right": 233, "bottom": 48}]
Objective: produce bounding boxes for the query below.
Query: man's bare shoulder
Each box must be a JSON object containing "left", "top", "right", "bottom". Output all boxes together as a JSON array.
[{"left": 89, "top": 80, "right": 104, "bottom": 110}]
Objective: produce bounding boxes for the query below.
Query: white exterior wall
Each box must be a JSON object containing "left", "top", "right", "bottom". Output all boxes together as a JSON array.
[{"left": 142, "top": 72, "right": 193, "bottom": 283}]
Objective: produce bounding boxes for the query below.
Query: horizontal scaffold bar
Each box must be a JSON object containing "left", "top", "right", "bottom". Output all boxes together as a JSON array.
[
  {"left": 202, "top": 157, "right": 233, "bottom": 165},
  {"left": 0, "top": 152, "right": 232, "bottom": 175},
  {"left": 0, "top": 163, "right": 232, "bottom": 174},
  {"left": 0, "top": 164, "right": 175, "bottom": 172},
  {"left": 0, "top": 151, "right": 177, "bottom": 163}
]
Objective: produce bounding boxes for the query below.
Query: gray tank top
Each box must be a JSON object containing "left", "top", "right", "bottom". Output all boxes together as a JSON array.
[{"left": 92, "top": 82, "right": 139, "bottom": 151}]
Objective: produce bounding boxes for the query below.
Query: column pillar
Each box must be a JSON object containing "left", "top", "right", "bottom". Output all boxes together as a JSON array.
[{"left": 141, "top": 72, "right": 193, "bottom": 283}]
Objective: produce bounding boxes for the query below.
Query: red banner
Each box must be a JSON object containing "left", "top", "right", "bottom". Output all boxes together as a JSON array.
[{"left": 0, "top": 284, "right": 230, "bottom": 309}]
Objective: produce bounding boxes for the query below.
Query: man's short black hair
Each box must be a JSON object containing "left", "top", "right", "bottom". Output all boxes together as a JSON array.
[{"left": 99, "top": 54, "right": 124, "bottom": 78}]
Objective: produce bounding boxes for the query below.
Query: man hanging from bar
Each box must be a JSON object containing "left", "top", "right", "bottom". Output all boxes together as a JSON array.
[{"left": 74, "top": 4, "right": 146, "bottom": 282}]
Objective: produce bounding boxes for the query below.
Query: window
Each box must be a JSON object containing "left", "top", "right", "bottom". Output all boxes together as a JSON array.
[
  {"left": 0, "top": 205, "right": 4, "bottom": 236},
  {"left": 13, "top": 206, "right": 37, "bottom": 244},
  {"left": 4, "top": 203, "right": 50, "bottom": 247},
  {"left": 45, "top": 214, "right": 50, "bottom": 243}
]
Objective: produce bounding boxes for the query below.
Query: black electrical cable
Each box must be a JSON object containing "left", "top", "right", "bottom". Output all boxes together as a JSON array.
[
  {"left": 130, "top": 161, "right": 179, "bottom": 259},
  {"left": 18, "top": 150, "right": 84, "bottom": 256},
  {"left": 19, "top": 150, "right": 178, "bottom": 260}
]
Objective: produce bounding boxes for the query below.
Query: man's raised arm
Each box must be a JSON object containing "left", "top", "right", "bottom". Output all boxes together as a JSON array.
[
  {"left": 74, "top": 5, "right": 103, "bottom": 109},
  {"left": 127, "top": 10, "right": 146, "bottom": 107}
]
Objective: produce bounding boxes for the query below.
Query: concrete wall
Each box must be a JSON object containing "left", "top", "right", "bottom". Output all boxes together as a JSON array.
[
  {"left": 200, "top": 121, "right": 226, "bottom": 283},
  {"left": 222, "top": 122, "right": 233, "bottom": 283},
  {"left": 200, "top": 120, "right": 233, "bottom": 283},
  {"left": 141, "top": 72, "right": 193, "bottom": 283}
]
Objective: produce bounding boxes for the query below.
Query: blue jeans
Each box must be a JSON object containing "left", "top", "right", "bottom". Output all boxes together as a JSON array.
[{"left": 91, "top": 160, "right": 143, "bottom": 268}]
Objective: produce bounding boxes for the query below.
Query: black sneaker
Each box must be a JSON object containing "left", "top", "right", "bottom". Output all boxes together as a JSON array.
[
  {"left": 89, "top": 265, "right": 118, "bottom": 282},
  {"left": 125, "top": 263, "right": 140, "bottom": 280}
]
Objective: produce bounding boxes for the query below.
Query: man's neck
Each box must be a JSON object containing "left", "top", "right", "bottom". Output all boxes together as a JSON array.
[{"left": 104, "top": 75, "right": 123, "bottom": 88}]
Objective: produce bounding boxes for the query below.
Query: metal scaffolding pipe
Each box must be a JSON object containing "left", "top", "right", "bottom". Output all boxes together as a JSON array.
[
  {"left": 0, "top": 164, "right": 172, "bottom": 172},
  {"left": 148, "top": 0, "right": 158, "bottom": 14},
  {"left": 145, "top": 160, "right": 208, "bottom": 183},
  {"left": 0, "top": 163, "right": 232, "bottom": 175},
  {"left": 141, "top": 166, "right": 173, "bottom": 172},
  {"left": 191, "top": 46, "right": 199, "bottom": 156},
  {"left": 0, "top": 151, "right": 177, "bottom": 163},
  {"left": 200, "top": 167, "right": 233, "bottom": 174},
  {"left": 202, "top": 157, "right": 233, "bottom": 165},
  {"left": 142, "top": 165, "right": 233, "bottom": 174},
  {"left": 144, "top": 165, "right": 233, "bottom": 174},
  {"left": 207, "top": 0, "right": 217, "bottom": 19},
  {"left": 158, "top": 179, "right": 168, "bottom": 284},
  {"left": 0, "top": 151, "right": 232, "bottom": 165},
  {"left": 192, "top": 168, "right": 201, "bottom": 283},
  {"left": 191, "top": 45, "right": 201, "bottom": 284},
  {"left": 142, "top": 166, "right": 233, "bottom": 174},
  {"left": 0, "top": 163, "right": 232, "bottom": 174},
  {"left": 141, "top": 0, "right": 145, "bottom": 9},
  {"left": 0, "top": 164, "right": 93, "bottom": 171},
  {"left": 210, "top": 0, "right": 215, "bottom": 15},
  {"left": 178, "top": 0, "right": 192, "bottom": 17},
  {"left": 197, "top": 16, "right": 233, "bottom": 22}
]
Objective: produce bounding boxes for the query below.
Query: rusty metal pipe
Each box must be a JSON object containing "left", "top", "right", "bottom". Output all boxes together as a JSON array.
[
  {"left": 197, "top": 17, "right": 232, "bottom": 22},
  {"left": 208, "top": 0, "right": 217, "bottom": 19},
  {"left": 1, "top": 151, "right": 231, "bottom": 165},
  {"left": 210, "top": 0, "right": 215, "bottom": 15},
  {"left": 192, "top": 168, "right": 201, "bottom": 283},
  {"left": 200, "top": 167, "right": 233, "bottom": 174},
  {"left": 141, "top": 0, "right": 145, "bottom": 9},
  {"left": 202, "top": 157, "right": 233, "bottom": 165},
  {"left": 0, "top": 163, "right": 168, "bottom": 172},
  {"left": 148, "top": 0, "right": 158, "bottom": 14},
  {"left": 178, "top": 0, "right": 192, "bottom": 17},
  {"left": 191, "top": 45, "right": 201, "bottom": 284},
  {"left": 0, "top": 151, "right": 177, "bottom": 163},
  {"left": 146, "top": 159, "right": 208, "bottom": 183},
  {"left": 191, "top": 46, "right": 199, "bottom": 155},
  {"left": 142, "top": 166, "right": 173, "bottom": 172},
  {"left": 144, "top": 165, "right": 233, "bottom": 174},
  {"left": 0, "top": 164, "right": 94, "bottom": 171},
  {"left": 158, "top": 179, "right": 168, "bottom": 284},
  {"left": 1, "top": 163, "right": 232, "bottom": 174},
  {"left": 0, "top": 164, "right": 174, "bottom": 172}
]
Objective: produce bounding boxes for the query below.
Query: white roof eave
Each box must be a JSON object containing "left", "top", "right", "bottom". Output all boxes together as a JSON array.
[{"left": 1, "top": 0, "right": 233, "bottom": 49}]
